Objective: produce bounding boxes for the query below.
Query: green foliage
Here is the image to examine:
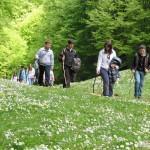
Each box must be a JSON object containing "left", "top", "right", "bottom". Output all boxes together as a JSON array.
[{"left": 0, "top": 0, "right": 150, "bottom": 79}]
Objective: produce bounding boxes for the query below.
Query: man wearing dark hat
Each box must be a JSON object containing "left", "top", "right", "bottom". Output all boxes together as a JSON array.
[
  {"left": 59, "top": 39, "right": 78, "bottom": 88},
  {"left": 132, "top": 44, "right": 150, "bottom": 99}
]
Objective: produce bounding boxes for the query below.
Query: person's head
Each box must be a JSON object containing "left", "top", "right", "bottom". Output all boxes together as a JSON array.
[
  {"left": 138, "top": 45, "right": 146, "bottom": 56},
  {"left": 110, "top": 63, "right": 118, "bottom": 69},
  {"left": 44, "top": 40, "right": 51, "bottom": 50},
  {"left": 104, "top": 40, "right": 112, "bottom": 54},
  {"left": 67, "top": 39, "right": 74, "bottom": 49},
  {"left": 21, "top": 66, "right": 24, "bottom": 69},
  {"left": 13, "top": 72, "right": 17, "bottom": 76},
  {"left": 29, "top": 64, "right": 32, "bottom": 70}
]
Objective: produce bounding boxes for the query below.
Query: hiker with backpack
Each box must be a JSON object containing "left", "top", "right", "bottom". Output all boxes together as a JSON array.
[
  {"left": 36, "top": 40, "right": 54, "bottom": 86},
  {"left": 96, "top": 40, "right": 117, "bottom": 97},
  {"left": 59, "top": 39, "right": 81, "bottom": 88},
  {"left": 132, "top": 45, "right": 150, "bottom": 99}
]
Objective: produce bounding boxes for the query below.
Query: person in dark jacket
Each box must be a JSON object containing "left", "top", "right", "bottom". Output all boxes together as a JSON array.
[
  {"left": 132, "top": 45, "right": 150, "bottom": 99},
  {"left": 59, "top": 39, "right": 78, "bottom": 88}
]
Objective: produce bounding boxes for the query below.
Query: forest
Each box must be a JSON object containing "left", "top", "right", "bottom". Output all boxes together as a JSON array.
[{"left": 0, "top": 0, "right": 150, "bottom": 81}]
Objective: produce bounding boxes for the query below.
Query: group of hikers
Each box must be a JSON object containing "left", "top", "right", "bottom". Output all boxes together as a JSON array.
[
  {"left": 11, "top": 39, "right": 150, "bottom": 99},
  {"left": 97, "top": 41, "right": 149, "bottom": 99},
  {"left": 11, "top": 64, "right": 55, "bottom": 86}
]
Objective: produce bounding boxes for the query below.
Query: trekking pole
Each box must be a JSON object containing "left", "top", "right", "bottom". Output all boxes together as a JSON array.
[
  {"left": 93, "top": 76, "right": 97, "bottom": 93},
  {"left": 62, "top": 56, "right": 67, "bottom": 86}
]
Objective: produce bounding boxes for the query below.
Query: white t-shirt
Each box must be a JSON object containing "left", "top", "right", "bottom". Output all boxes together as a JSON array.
[
  {"left": 28, "top": 68, "right": 35, "bottom": 79},
  {"left": 97, "top": 49, "right": 116, "bottom": 73}
]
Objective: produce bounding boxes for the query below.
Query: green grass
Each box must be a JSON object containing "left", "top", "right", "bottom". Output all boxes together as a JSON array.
[{"left": 0, "top": 70, "right": 150, "bottom": 149}]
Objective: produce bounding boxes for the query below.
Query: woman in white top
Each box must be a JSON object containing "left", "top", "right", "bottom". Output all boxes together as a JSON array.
[
  {"left": 28, "top": 64, "right": 35, "bottom": 85},
  {"left": 96, "top": 40, "right": 117, "bottom": 96}
]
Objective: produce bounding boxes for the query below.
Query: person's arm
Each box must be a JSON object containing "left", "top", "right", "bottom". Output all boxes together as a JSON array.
[
  {"left": 50, "top": 51, "right": 54, "bottom": 70},
  {"left": 113, "top": 50, "right": 117, "bottom": 57},
  {"left": 32, "top": 68, "right": 35, "bottom": 77},
  {"left": 131, "top": 54, "right": 136, "bottom": 73},
  {"left": 58, "top": 49, "right": 66, "bottom": 62},
  {"left": 96, "top": 51, "right": 102, "bottom": 75}
]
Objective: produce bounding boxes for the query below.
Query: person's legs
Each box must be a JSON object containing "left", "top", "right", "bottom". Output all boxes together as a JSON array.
[
  {"left": 50, "top": 80, "right": 54, "bottom": 86},
  {"left": 109, "top": 82, "right": 114, "bottom": 97},
  {"left": 134, "top": 71, "right": 141, "bottom": 97},
  {"left": 38, "top": 65, "right": 45, "bottom": 86},
  {"left": 139, "top": 71, "right": 145, "bottom": 97},
  {"left": 28, "top": 78, "right": 31, "bottom": 85},
  {"left": 45, "top": 65, "right": 51, "bottom": 86},
  {"left": 35, "top": 69, "right": 39, "bottom": 83},
  {"left": 100, "top": 68, "right": 110, "bottom": 96},
  {"left": 63, "top": 66, "right": 71, "bottom": 88},
  {"left": 31, "top": 78, "right": 34, "bottom": 85}
]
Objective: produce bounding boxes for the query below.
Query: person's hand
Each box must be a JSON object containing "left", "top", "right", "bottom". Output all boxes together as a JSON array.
[
  {"left": 145, "top": 68, "right": 149, "bottom": 73},
  {"left": 96, "top": 70, "right": 100, "bottom": 76},
  {"left": 62, "top": 56, "right": 65, "bottom": 61},
  {"left": 132, "top": 69, "right": 135, "bottom": 74},
  {"left": 51, "top": 66, "right": 54, "bottom": 71}
]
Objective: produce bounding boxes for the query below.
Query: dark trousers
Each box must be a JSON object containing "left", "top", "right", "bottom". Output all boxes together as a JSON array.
[
  {"left": 63, "top": 66, "right": 76, "bottom": 88},
  {"left": 35, "top": 69, "right": 39, "bottom": 84},
  {"left": 100, "top": 68, "right": 113, "bottom": 96},
  {"left": 38, "top": 65, "right": 50, "bottom": 86}
]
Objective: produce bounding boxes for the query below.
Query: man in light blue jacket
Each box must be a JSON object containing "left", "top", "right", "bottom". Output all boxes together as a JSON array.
[{"left": 36, "top": 41, "right": 54, "bottom": 86}]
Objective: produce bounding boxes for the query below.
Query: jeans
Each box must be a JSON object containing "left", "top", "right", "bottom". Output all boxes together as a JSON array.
[
  {"left": 100, "top": 68, "right": 113, "bottom": 96},
  {"left": 38, "top": 65, "right": 51, "bottom": 86},
  {"left": 134, "top": 71, "right": 145, "bottom": 97},
  {"left": 28, "top": 78, "right": 34, "bottom": 85}
]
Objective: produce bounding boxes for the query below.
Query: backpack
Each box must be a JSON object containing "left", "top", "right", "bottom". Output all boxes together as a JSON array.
[{"left": 71, "top": 57, "right": 81, "bottom": 72}]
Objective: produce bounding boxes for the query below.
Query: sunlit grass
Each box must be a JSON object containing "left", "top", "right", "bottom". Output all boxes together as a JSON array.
[{"left": 0, "top": 70, "right": 150, "bottom": 149}]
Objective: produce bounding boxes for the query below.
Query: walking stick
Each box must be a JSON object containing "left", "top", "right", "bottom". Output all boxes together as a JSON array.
[
  {"left": 93, "top": 76, "right": 97, "bottom": 93},
  {"left": 62, "top": 56, "right": 67, "bottom": 86}
]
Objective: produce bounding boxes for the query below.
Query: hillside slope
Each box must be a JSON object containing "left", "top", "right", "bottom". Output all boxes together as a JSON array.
[{"left": 0, "top": 70, "right": 150, "bottom": 149}]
